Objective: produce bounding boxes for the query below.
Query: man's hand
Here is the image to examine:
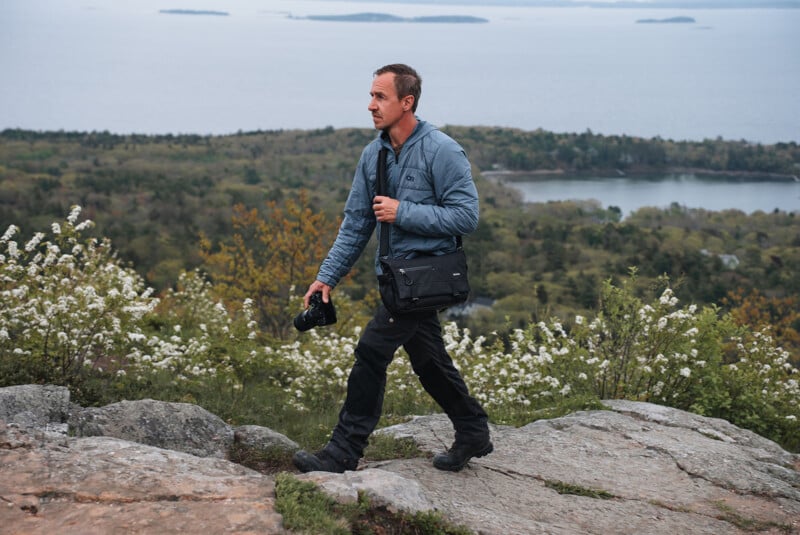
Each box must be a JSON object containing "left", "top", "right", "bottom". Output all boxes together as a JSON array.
[
  {"left": 373, "top": 196, "right": 399, "bottom": 223},
  {"left": 304, "top": 280, "right": 332, "bottom": 308}
]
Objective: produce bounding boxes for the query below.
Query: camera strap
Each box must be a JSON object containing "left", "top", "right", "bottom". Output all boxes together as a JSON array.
[{"left": 375, "top": 146, "right": 462, "bottom": 260}]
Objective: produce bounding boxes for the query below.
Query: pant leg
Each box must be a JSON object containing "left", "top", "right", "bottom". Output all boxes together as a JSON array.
[
  {"left": 327, "top": 305, "right": 419, "bottom": 460},
  {"left": 403, "top": 312, "right": 490, "bottom": 444}
]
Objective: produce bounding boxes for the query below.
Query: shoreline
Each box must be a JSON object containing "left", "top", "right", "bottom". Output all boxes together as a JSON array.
[{"left": 480, "top": 168, "right": 800, "bottom": 183}]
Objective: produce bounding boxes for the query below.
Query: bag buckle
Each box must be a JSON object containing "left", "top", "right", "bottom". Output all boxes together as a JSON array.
[{"left": 398, "top": 268, "right": 414, "bottom": 286}]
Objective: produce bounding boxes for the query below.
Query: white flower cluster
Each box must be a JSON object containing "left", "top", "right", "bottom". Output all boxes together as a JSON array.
[
  {"left": 276, "top": 329, "right": 360, "bottom": 411},
  {"left": 123, "top": 270, "right": 267, "bottom": 387},
  {"left": 727, "top": 327, "right": 799, "bottom": 415},
  {"left": 1, "top": 211, "right": 262, "bottom": 388},
  {"left": 1, "top": 208, "right": 158, "bottom": 378}
]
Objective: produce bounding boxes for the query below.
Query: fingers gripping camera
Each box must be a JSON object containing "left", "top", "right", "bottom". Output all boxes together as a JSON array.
[{"left": 293, "top": 291, "right": 337, "bottom": 332}]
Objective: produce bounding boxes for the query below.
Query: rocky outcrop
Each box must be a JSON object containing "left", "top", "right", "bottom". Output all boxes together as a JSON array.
[
  {"left": 369, "top": 403, "right": 800, "bottom": 534},
  {"left": 0, "top": 421, "right": 284, "bottom": 534},
  {"left": 1, "top": 385, "right": 798, "bottom": 534},
  {"left": 69, "top": 398, "right": 235, "bottom": 458}
]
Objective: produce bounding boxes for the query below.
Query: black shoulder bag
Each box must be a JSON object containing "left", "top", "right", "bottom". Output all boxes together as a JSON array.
[{"left": 375, "top": 147, "right": 471, "bottom": 314}]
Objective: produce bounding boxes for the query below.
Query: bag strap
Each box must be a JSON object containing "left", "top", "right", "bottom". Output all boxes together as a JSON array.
[
  {"left": 376, "top": 146, "right": 463, "bottom": 260},
  {"left": 377, "top": 147, "right": 391, "bottom": 259}
]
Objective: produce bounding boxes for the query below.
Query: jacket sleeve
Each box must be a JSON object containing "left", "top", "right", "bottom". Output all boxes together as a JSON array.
[
  {"left": 395, "top": 140, "right": 479, "bottom": 237},
  {"left": 316, "top": 149, "right": 377, "bottom": 288}
]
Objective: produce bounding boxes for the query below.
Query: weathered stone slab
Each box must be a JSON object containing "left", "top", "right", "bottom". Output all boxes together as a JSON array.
[{"left": 0, "top": 422, "right": 285, "bottom": 534}]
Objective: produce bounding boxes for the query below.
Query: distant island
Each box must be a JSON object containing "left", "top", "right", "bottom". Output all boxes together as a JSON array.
[
  {"left": 328, "top": 0, "right": 799, "bottom": 8},
  {"left": 159, "top": 9, "right": 229, "bottom": 16},
  {"left": 636, "top": 16, "right": 696, "bottom": 23},
  {"left": 292, "top": 12, "right": 488, "bottom": 23}
]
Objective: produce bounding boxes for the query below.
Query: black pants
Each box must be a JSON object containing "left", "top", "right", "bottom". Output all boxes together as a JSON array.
[{"left": 325, "top": 305, "right": 489, "bottom": 462}]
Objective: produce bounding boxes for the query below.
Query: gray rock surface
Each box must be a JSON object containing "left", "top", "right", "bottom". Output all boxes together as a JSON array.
[
  {"left": 69, "top": 398, "right": 234, "bottom": 458},
  {"left": 1, "top": 385, "right": 798, "bottom": 534},
  {"left": 234, "top": 424, "right": 300, "bottom": 453},
  {"left": 373, "top": 404, "right": 800, "bottom": 534},
  {"left": 0, "top": 384, "right": 70, "bottom": 429},
  {"left": 299, "top": 468, "right": 434, "bottom": 514}
]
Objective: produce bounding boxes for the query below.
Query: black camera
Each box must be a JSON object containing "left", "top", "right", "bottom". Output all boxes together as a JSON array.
[{"left": 293, "top": 291, "right": 337, "bottom": 332}]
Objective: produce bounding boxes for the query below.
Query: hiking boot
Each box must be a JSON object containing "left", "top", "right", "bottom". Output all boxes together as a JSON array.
[
  {"left": 432, "top": 439, "right": 493, "bottom": 472},
  {"left": 292, "top": 449, "right": 357, "bottom": 474}
]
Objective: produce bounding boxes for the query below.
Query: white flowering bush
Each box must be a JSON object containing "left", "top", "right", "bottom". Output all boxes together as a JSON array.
[
  {"left": 2, "top": 212, "right": 796, "bottom": 450},
  {"left": 0, "top": 207, "right": 158, "bottom": 393},
  {"left": 110, "top": 268, "right": 307, "bottom": 423},
  {"left": 443, "top": 280, "right": 717, "bottom": 419},
  {"left": 123, "top": 269, "right": 260, "bottom": 389},
  {"left": 578, "top": 277, "right": 728, "bottom": 407},
  {"left": 715, "top": 327, "right": 800, "bottom": 449},
  {"left": 277, "top": 330, "right": 356, "bottom": 412},
  {"left": 0, "top": 211, "right": 271, "bottom": 406},
  {"left": 426, "top": 275, "right": 798, "bottom": 448}
]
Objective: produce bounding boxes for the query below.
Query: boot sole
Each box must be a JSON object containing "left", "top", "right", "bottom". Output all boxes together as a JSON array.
[{"left": 433, "top": 441, "right": 494, "bottom": 472}]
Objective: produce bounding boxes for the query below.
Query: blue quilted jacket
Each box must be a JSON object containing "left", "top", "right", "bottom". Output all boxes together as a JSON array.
[{"left": 316, "top": 120, "right": 479, "bottom": 288}]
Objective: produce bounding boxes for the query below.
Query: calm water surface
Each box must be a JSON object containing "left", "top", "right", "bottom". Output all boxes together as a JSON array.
[
  {"left": 502, "top": 174, "right": 800, "bottom": 216},
  {"left": 1, "top": 0, "right": 798, "bottom": 143}
]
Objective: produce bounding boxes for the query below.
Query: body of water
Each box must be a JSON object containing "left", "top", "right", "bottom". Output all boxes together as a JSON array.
[
  {"left": 498, "top": 174, "right": 800, "bottom": 216},
  {"left": 1, "top": 0, "right": 799, "bottom": 143}
]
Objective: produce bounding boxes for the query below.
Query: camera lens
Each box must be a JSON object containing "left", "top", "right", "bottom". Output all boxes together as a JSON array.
[
  {"left": 293, "top": 309, "right": 315, "bottom": 332},
  {"left": 293, "top": 292, "right": 336, "bottom": 332}
]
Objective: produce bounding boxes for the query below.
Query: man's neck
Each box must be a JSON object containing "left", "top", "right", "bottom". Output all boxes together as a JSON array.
[{"left": 386, "top": 114, "right": 418, "bottom": 152}]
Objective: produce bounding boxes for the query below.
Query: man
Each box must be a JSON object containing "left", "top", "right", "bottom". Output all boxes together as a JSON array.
[{"left": 292, "top": 64, "right": 492, "bottom": 473}]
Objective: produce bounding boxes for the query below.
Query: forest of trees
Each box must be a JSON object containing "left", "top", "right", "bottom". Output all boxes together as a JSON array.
[{"left": 1, "top": 127, "right": 798, "bottom": 358}]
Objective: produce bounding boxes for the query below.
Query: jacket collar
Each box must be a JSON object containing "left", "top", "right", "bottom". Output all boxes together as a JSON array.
[{"left": 379, "top": 118, "right": 434, "bottom": 150}]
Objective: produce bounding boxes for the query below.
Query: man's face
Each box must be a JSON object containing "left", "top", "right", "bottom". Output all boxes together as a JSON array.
[{"left": 368, "top": 72, "right": 409, "bottom": 131}]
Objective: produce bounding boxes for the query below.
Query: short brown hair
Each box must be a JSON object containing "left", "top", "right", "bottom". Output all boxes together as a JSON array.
[{"left": 374, "top": 64, "right": 422, "bottom": 112}]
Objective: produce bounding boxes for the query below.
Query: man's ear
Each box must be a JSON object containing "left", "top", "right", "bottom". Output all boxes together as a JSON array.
[{"left": 403, "top": 95, "right": 415, "bottom": 111}]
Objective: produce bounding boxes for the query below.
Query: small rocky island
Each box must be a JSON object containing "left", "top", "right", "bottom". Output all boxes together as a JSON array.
[
  {"left": 159, "top": 9, "right": 229, "bottom": 16},
  {"left": 636, "top": 16, "right": 695, "bottom": 24},
  {"left": 293, "top": 12, "right": 488, "bottom": 23}
]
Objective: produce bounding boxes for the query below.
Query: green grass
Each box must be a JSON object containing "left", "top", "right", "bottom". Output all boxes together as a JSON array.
[
  {"left": 274, "top": 473, "right": 474, "bottom": 535},
  {"left": 364, "top": 433, "right": 426, "bottom": 462},
  {"left": 544, "top": 480, "right": 616, "bottom": 500},
  {"left": 275, "top": 472, "right": 355, "bottom": 534},
  {"left": 492, "top": 395, "right": 608, "bottom": 427}
]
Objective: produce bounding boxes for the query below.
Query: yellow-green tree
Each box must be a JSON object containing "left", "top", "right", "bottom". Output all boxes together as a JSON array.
[{"left": 200, "top": 190, "right": 342, "bottom": 340}]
